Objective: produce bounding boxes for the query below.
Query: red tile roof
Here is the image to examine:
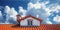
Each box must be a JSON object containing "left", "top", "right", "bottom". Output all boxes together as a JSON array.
[{"left": 0, "top": 24, "right": 60, "bottom": 30}]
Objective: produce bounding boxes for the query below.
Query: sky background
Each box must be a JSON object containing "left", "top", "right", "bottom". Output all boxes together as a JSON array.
[{"left": 0, "top": 0, "right": 60, "bottom": 24}]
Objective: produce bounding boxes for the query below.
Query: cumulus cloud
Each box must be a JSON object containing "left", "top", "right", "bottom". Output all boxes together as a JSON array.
[
  {"left": 0, "top": 11, "right": 2, "bottom": 16},
  {"left": 5, "top": 6, "right": 10, "bottom": 14},
  {"left": 9, "top": 7, "right": 18, "bottom": 21},
  {"left": 27, "top": 0, "right": 60, "bottom": 24},
  {"left": 0, "top": 11, "right": 3, "bottom": 18},
  {"left": 48, "top": 4, "right": 60, "bottom": 13},
  {"left": 28, "top": 1, "right": 49, "bottom": 10},
  {"left": 0, "top": 11, "right": 4, "bottom": 23},
  {"left": 53, "top": 15, "right": 60, "bottom": 23},
  {"left": 33, "top": 2, "right": 42, "bottom": 9},
  {"left": 4, "top": 6, "right": 18, "bottom": 24},
  {"left": 28, "top": 2, "right": 34, "bottom": 10},
  {"left": 19, "top": 6, "right": 27, "bottom": 17},
  {"left": 46, "top": 20, "right": 52, "bottom": 24},
  {"left": 4, "top": 6, "right": 11, "bottom": 24},
  {"left": 45, "top": 18, "right": 52, "bottom": 24},
  {"left": 27, "top": 0, "right": 53, "bottom": 24},
  {"left": 45, "top": 4, "right": 60, "bottom": 24}
]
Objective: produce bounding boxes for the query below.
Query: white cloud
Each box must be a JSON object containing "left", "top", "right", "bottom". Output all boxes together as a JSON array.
[
  {"left": 5, "top": 6, "right": 11, "bottom": 24},
  {"left": 28, "top": 2, "right": 34, "bottom": 10},
  {"left": 27, "top": 0, "right": 60, "bottom": 24},
  {"left": 48, "top": 4, "right": 60, "bottom": 13},
  {"left": 27, "top": 1, "right": 52, "bottom": 24},
  {"left": 0, "top": 23, "right": 7, "bottom": 24},
  {"left": 0, "top": 11, "right": 2, "bottom": 16},
  {"left": 33, "top": 2, "right": 42, "bottom": 9},
  {"left": 44, "top": 1, "right": 49, "bottom": 5},
  {"left": 53, "top": 15, "right": 60, "bottom": 23},
  {"left": 36, "top": 14, "right": 39, "bottom": 18},
  {"left": 46, "top": 20, "right": 52, "bottom": 24},
  {"left": 4, "top": 6, "right": 18, "bottom": 24},
  {"left": 9, "top": 7, "right": 18, "bottom": 21},
  {"left": 27, "top": 1, "right": 50, "bottom": 16},
  {"left": 0, "top": 11, "right": 4, "bottom": 24},
  {"left": 28, "top": 2, "right": 43, "bottom": 9},
  {"left": 44, "top": 8, "right": 51, "bottom": 16},
  {"left": 45, "top": 18, "right": 52, "bottom": 24},
  {"left": 56, "top": 5, "right": 60, "bottom": 10},
  {"left": 19, "top": 6, "right": 27, "bottom": 17},
  {"left": 5, "top": 6, "right": 10, "bottom": 14},
  {"left": 0, "top": 11, "right": 3, "bottom": 20}
]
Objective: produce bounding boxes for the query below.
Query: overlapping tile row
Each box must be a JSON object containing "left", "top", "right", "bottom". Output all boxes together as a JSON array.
[{"left": 0, "top": 24, "right": 60, "bottom": 30}]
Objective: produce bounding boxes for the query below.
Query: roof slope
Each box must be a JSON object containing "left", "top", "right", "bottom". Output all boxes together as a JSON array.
[
  {"left": 17, "top": 15, "right": 42, "bottom": 22},
  {"left": 0, "top": 24, "right": 60, "bottom": 30}
]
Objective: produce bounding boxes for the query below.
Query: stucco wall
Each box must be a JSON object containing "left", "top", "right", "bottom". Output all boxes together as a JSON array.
[{"left": 20, "top": 17, "right": 40, "bottom": 26}]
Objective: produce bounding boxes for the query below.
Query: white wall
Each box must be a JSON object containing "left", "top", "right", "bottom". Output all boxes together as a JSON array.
[{"left": 20, "top": 17, "right": 40, "bottom": 26}]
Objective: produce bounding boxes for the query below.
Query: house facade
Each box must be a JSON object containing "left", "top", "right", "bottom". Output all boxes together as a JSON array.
[{"left": 16, "top": 15, "right": 42, "bottom": 26}]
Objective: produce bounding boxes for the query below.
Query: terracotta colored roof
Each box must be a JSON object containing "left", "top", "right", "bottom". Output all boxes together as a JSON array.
[
  {"left": 0, "top": 24, "right": 60, "bottom": 30},
  {"left": 17, "top": 15, "right": 42, "bottom": 22}
]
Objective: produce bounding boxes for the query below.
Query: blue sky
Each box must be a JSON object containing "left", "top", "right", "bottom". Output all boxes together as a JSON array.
[{"left": 0, "top": 0, "right": 60, "bottom": 24}]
